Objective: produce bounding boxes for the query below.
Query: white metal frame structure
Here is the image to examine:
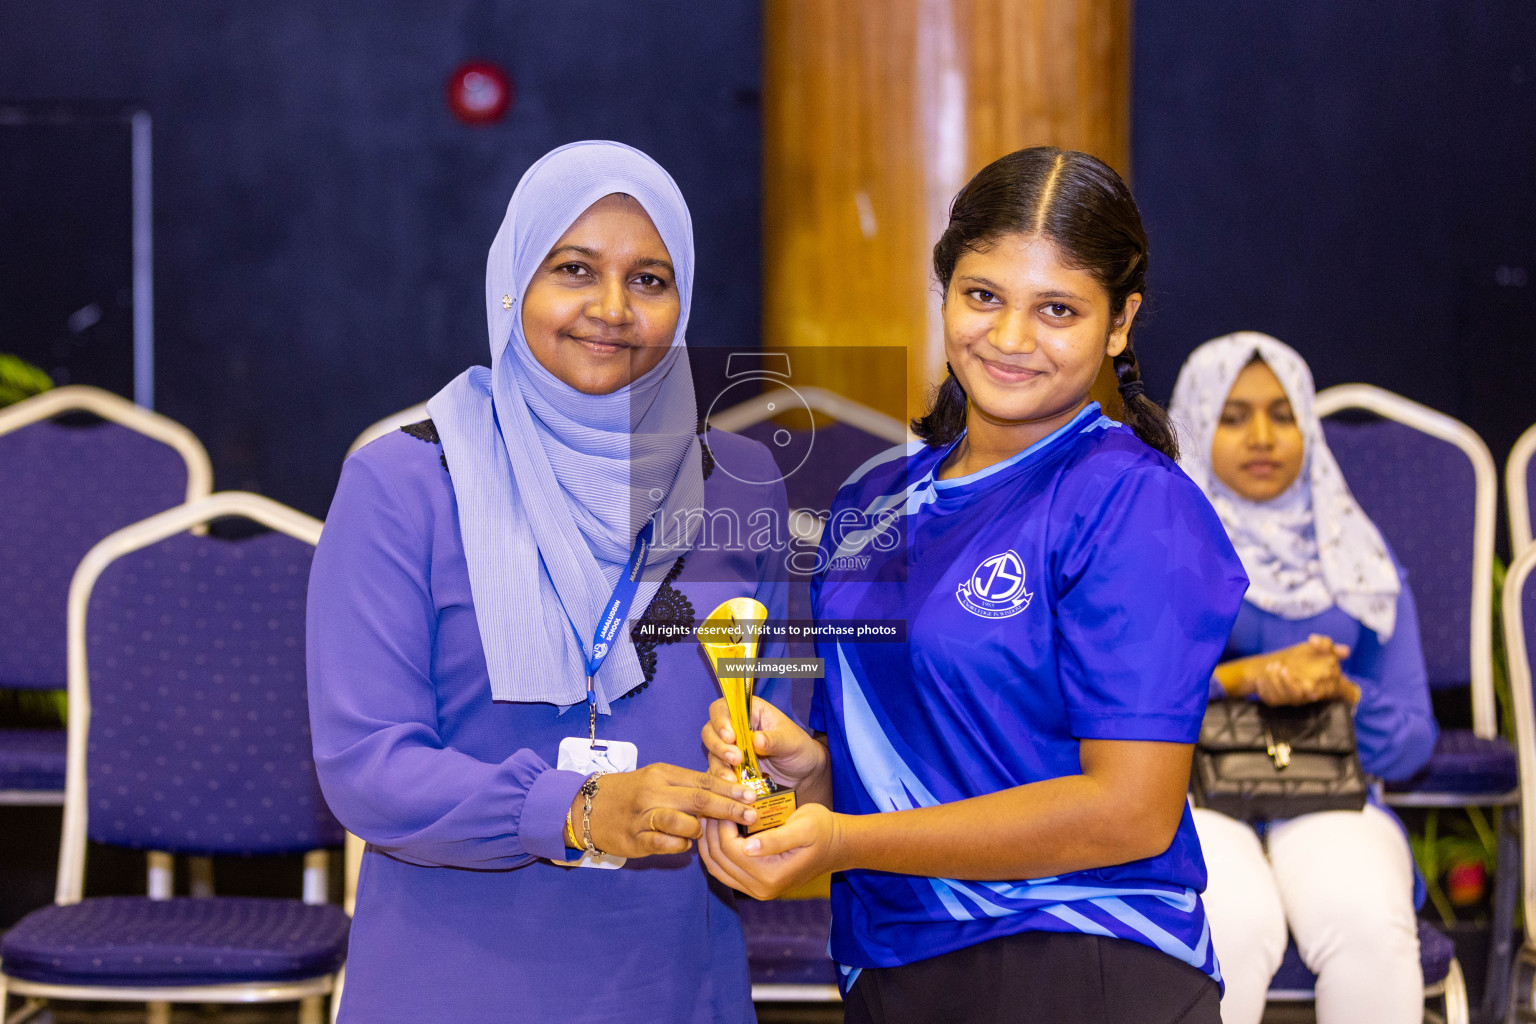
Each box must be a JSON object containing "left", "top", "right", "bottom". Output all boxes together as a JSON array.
[
  {"left": 0, "top": 105, "right": 154, "bottom": 408},
  {"left": 1502, "top": 544, "right": 1536, "bottom": 1021},
  {"left": 130, "top": 109, "right": 154, "bottom": 409},
  {"left": 1314, "top": 383, "right": 1501, "bottom": 760},
  {"left": 0, "top": 385, "right": 212, "bottom": 808},
  {"left": 0, "top": 493, "right": 337, "bottom": 1024},
  {"left": 346, "top": 402, "right": 430, "bottom": 457},
  {"left": 1506, "top": 423, "right": 1536, "bottom": 558}
]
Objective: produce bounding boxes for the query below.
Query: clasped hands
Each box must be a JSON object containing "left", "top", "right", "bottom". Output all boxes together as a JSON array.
[
  {"left": 1244, "top": 633, "right": 1361, "bottom": 706},
  {"left": 571, "top": 698, "right": 835, "bottom": 899}
]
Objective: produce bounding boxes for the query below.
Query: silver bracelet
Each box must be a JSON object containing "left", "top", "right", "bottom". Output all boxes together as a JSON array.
[{"left": 580, "top": 770, "right": 610, "bottom": 856}]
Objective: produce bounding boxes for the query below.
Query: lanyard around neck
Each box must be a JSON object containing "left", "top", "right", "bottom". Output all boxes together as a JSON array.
[{"left": 577, "top": 518, "right": 655, "bottom": 744}]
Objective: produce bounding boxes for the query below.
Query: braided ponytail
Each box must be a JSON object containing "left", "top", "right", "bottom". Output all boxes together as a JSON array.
[{"left": 1112, "top": 340, "right": 1178, "bottom": 461}]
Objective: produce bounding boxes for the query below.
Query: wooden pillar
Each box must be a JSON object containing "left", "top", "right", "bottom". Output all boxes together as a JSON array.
[{"left": 763, "top": 0, "right": 1133, "bottom": 422}]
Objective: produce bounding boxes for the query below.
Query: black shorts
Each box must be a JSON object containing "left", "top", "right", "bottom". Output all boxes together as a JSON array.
[{"left": 843, "top": 930, "right": 1221, "bottom": 1024}]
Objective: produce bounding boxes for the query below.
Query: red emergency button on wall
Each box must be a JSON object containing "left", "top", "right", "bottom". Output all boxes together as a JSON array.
[{"left": 446, "top": 61, "right": 513, "bottom": 126}]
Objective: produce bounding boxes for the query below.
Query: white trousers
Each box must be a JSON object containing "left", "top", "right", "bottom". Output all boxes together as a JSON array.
[{"left": 1192, "top": 804, "right": 1422, "bottom": 1024}]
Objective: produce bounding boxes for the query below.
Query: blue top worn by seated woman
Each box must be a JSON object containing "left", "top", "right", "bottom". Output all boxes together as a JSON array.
[
  {"left": 1222, "top": 558, "right": 1436, "bottom": 782},
  {"left": 809, "top": 405, "right": 1248, "bottom": 992},
  {"left": 308, "top": 424, "right": 787, "bottom": 1024}
]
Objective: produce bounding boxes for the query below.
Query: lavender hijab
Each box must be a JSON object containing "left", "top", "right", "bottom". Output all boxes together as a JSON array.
[{"left": 427, "top": 141, "right": 704, "bottom": 711}]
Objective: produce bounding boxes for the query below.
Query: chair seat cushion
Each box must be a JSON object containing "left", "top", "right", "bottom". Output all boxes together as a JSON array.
[
  {"left": 1270, "top": 920, "right": 1454, "bottom": 990},
  {"left": 0, "top": 728, "right": 66, "bottom": 792},
  {"left": 1385, "top": 729, "right": 1517, "bottom": 796},
  {"left": 0, "top": 896, "right": 348, "bottom": 987},
  {"left": 739, "top": 896, "right": 837, "bottom": 986}
]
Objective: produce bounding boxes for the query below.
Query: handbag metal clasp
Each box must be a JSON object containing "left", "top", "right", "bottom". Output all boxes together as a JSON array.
[{"left": 1263, "top": 724, "right": 1292, "bottom": 770}]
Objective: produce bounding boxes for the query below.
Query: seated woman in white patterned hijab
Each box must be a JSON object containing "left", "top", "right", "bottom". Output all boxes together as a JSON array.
[{"left": 1169, "top": 331, "right": 1436, "bottom": 1024}]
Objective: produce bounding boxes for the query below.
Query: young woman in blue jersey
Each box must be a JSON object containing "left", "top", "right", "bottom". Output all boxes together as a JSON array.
[
  {"left": 699, "top": 147, "right": 1249, "bottom": 1023},
  {"left": 1168, "top": 333, "right": 1436, "bottom": 1024}
]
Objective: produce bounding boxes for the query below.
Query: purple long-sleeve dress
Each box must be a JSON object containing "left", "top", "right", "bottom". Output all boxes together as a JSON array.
[{"left": 307, "top": 422, "right": 789, "bottom": 1024}]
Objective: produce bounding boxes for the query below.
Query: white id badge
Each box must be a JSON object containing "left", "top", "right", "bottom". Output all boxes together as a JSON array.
[{"left": 554, "top": 737, "right": 638, "bottom": 870}]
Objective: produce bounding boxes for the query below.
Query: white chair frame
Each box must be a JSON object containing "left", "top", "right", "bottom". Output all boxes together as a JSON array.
[
  {"left": 706, "top": 385, "right": 911, "bottom": 445},
  {"left": 1314, "top": 384, "right": 1501, "bottom": 756},
  {"left": 0, "top": 386, "right": 213, "bottom": 808},
  {"left": 0, "top": 493, "right": 337, "bottom": 1024},
  {"left": 1506, "top": 423, "right": 1536, "bottom": 559},
  {"left": 751, "top": 981, "right": 841, "bottom": 1003},
  {"left": 346, "top": 402, "right": 430, "bottom": 457}
]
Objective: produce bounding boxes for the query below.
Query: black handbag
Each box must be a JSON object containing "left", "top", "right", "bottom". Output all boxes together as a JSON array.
[{"left": 1189, "top": 699, "right": 1367, "bottom": 822}]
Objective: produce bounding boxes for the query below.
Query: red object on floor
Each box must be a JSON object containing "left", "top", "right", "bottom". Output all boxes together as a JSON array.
[
  {"left": 1446, "top": 859, "right": 1486, "bottom": 906},
  {"left": 446, "top": 61, "right": 513, "bottom": 125}
]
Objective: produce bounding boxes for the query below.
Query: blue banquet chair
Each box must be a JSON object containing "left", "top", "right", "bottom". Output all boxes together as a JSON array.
[
  {"left": 1499, "top": 544, "right": 1536, "bottom": 1021},
  {"left": 0, "top": 385, "right": 211, "bottom": 807},
  {"left": 1264, "top": 922, "right": 1467, "bottom": 1023},
  {"left": 737, "top": 897, "right": 839, "bottom": 1005},
  {"left": 0, "top": 493, "right": 348, "bottom": 1024},
  {"left": 1315, "top": 383, "right": 1514, "bottom": 1022}
]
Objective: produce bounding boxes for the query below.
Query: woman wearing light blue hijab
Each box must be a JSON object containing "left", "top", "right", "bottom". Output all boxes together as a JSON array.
[{"left": 308, "top": 141, "right": 790, "bottom": 1022}]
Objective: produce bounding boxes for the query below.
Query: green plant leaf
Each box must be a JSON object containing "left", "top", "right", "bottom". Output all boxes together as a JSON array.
[
  {"left": 0, "top": 353, "right": 54, "bottom": 407},
  {"left": 1492, "top": 554, "right": 1519, "bottom": 744}
]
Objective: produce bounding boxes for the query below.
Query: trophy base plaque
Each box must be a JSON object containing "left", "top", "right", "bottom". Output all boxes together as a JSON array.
[{"left": 742, "top": 778, "right": 797, "bottom": 836}]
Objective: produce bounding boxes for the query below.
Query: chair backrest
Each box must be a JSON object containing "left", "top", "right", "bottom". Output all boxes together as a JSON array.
[
  {"left": 1506, "top": 423, "right": 1536, "bottom": 557},
  {"left": 347, "top": 401, "right": 430, "bottom": 457},
  {"left": 0, "top": 385, "right": 212, "bottom": 691},
  {"left": 1315, "top": 384, "right": 1497, "bottom": 737},
  {"left": 708, "top": 385, "right": 910, "bottom": 521},
  {"left": 58, "top": 492, "right": 341, "bottom": 904},
  {"left": 1500, "top": 544, "right": 1536, "bottom": 945}
]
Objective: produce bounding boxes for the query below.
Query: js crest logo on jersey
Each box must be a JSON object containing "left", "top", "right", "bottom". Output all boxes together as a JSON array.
[{"left": 956, "top": 549, "right": 1033, "bottom": 619}]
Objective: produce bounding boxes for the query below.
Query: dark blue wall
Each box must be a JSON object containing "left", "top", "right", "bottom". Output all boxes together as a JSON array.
[
  {"left": 1132, "top": 3, "right": 1535, "bottom": 501},
  {"left": 8, "top": 5, "right": 1531, "bottom": 524},
  {"left": 0, "top": 1, "right": 761, "bottom": 517}
]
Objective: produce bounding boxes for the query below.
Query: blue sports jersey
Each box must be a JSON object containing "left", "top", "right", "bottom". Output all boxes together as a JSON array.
[{"left": 809, "top": 403, "right": 1247, "bottom": 990}]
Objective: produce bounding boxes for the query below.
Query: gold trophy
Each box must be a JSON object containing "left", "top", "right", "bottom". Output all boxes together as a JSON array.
[{"left": 699, "top": 598, "right": 797, "bottom": 835}]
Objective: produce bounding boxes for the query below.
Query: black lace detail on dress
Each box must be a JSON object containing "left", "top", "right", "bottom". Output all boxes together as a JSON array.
[
  {"left": 699, "top": 433, "right": 715, "bottom": 481},
  {"left": 620, "top": 556, "right": 692, "bottom": 699},
  {"left": 400, "top": 419, "right": 449, "bottom": 473}
]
